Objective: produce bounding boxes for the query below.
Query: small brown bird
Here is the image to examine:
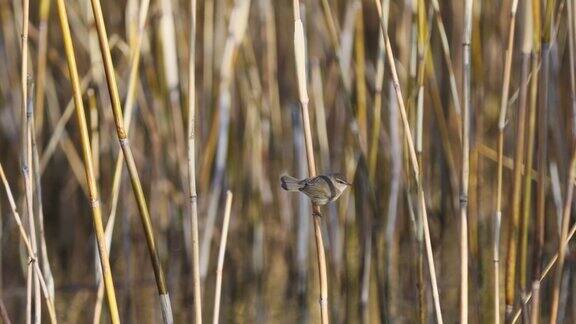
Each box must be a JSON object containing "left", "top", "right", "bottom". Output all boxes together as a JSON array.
[{"left": 280, "top": 173, "right": 351, "bottom": 205}]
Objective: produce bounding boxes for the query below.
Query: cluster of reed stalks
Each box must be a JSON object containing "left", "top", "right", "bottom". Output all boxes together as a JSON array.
[{"left": 1, "top": 0, "right": 576, "bottom": 323}]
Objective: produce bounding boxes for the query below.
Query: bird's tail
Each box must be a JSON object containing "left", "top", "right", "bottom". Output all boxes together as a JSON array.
[{"left": 280, "top": 175, "right": 301, "bottom": 191}]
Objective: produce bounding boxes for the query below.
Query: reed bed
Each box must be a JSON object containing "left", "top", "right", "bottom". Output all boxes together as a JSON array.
[{"left": 2, "top": 0, "right": 576, "bottom": 323}]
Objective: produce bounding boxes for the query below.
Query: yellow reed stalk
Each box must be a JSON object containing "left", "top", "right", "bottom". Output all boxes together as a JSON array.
[{"left": 54, "top": 0, "right": 120, "bottom": 322}]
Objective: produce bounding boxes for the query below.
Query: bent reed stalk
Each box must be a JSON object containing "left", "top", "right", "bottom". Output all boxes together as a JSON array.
[{"left": 86, "top": 0, "right": 173, "bottom": 321}]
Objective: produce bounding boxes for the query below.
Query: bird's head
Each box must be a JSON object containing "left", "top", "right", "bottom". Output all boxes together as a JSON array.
[{"left": 329, "top": 173, "right": 351, "bottom": 193}]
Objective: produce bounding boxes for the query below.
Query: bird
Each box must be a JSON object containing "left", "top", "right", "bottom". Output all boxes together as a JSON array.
[{"left": 280, "top": 173, "right": 351, "bottom": 205}]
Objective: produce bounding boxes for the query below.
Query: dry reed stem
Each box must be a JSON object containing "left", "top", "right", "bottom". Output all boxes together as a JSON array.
[
  {"left": 31, "top": 110, "right": 54, "bottom": 302},
  {"left": 20, "top": 1, "right": 41, "bottom": 322},
  {"left": 92, "top": 0, "right": 151, "bottom": 320},
  {"left": 188, "top": 0, "right": 203, "bottom": 321},
  {"left": 501, "top": 0, "right": 520, "bottom": 315},
  {"left": 19, "top": 0, "right": 31, "bottom": 318},
  {"left": 54, "top": 0, "right": 120, "bottom": 322},
  {"left": 212, "top": 191, "right": 233, "bottom": 324},
  {"left": 415, "top": 1, "right": 430, "bottom": 321},
  {"left": 86, "top": 0, "right": 173, "bottom": 321},
  {"left": 293, "top": 1, "right": 329, "bottom": 323},
  {"left": 517, "top": 0, "right": 534, "bottom": 295},
  {"left": 0, "top": 163, "right": 57, "bottom": 323},
  {"left": 461, "top": 1, "right": 474, "bottom": 322},
  {"left": 528, "top": 42, "right": 542, "bottom": 324},
  {"left": 373, "top": 1, "right": 443, "bottom": 322}
]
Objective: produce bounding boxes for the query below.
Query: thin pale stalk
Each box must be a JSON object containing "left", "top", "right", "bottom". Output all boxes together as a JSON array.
[
  {"left": 461, "top": 1, "right": 474, "bottom": 321},
  {"left": 19, "top": 1, "right": 40, "bottom": 320},
  {"left": 0, "top": 164, "right": 56, "bottom": 323},
  {"left": 293, "top": 0, "right": 328, "bottom": 322},
  {"left": 188, "top": 0, "right": 203, "bottom": 321},
  {"left": 31, "top": 90, "right": 55, "bottom": 304},
  {"left": 212, "top": 192, "right": 233, "bottom": 324}
]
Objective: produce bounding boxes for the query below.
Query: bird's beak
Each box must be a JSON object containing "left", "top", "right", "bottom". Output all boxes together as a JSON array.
[{"left": 345, "top": 180, "right": 352, "bottom": 186}]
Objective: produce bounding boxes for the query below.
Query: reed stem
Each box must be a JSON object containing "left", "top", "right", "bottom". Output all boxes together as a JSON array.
[
  {"left": 188, "top": 0, "right": 203, "bottom": 321},
  {"left": 54, "top": 0, "right": 120, "bottom": 321},
  {"left": 86, "top": 0, "right": 173, "bottom": 321},
  {"left": 212, "top": 192, "right": 233, "bottom": 324},
  {"left": 293, "top": 1, "right": 329, "bottom": 322}
]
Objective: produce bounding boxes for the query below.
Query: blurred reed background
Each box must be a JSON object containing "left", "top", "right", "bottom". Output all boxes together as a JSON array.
[{"left": 1, "top": 0, "right": 576, "bottom": 323}]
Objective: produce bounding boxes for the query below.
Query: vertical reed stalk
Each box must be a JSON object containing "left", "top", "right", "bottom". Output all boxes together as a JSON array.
[
  {"left": 415, "top": 1, "right": 429, "bottom": 321},
  {"left": 354, "top": 6, "right": 367, "bottom": 151},
  {"left": 293, "top": 1, "right": 329, "bottom": 322},
  {"left": 537, "top": 0, "right": 554, "bottom": 322},
  {"left": 31, "top": 104, "right": 54, "bottom": 303},
  {"left": 529, "top": 0, "right": 542, "bottom": 321},
  {"left": 496, "top": 0, "right": 519, "bottom": 318},
  {"left": 188, "top": 0, "right": 203, "bottom": 321},
  {"left": 461, "top": 1, "right": 474, "bottom": 322},
  {"left": 86, "top": 0, "right": 173, "bottom": 321},
  {"left": 518, "top": 0, "right": 534, "bottom": 296},
  {"left": 509, "top": 0, "right": 530, "bottom": 309},
  {"left": 18, "top": 1, "right": 35, "bottom": 321},
  {"left": 54, "top": 0, "right": 121, "bottom": 322},
  {"left": 373, "top": 1, "right": 443, "bottom": 322},
  {"left": 212, "top": 191, "right": 233, "bottom": 324}
]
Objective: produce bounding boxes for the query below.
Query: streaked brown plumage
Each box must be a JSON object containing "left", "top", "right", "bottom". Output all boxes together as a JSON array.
[{"left": 280, "top": 173, "right": 351, "bottom": 205}]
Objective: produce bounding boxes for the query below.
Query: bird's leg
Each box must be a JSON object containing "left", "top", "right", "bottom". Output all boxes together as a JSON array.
[{"left": 312, "top": 205, "right": 322, "bottom": 218}]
